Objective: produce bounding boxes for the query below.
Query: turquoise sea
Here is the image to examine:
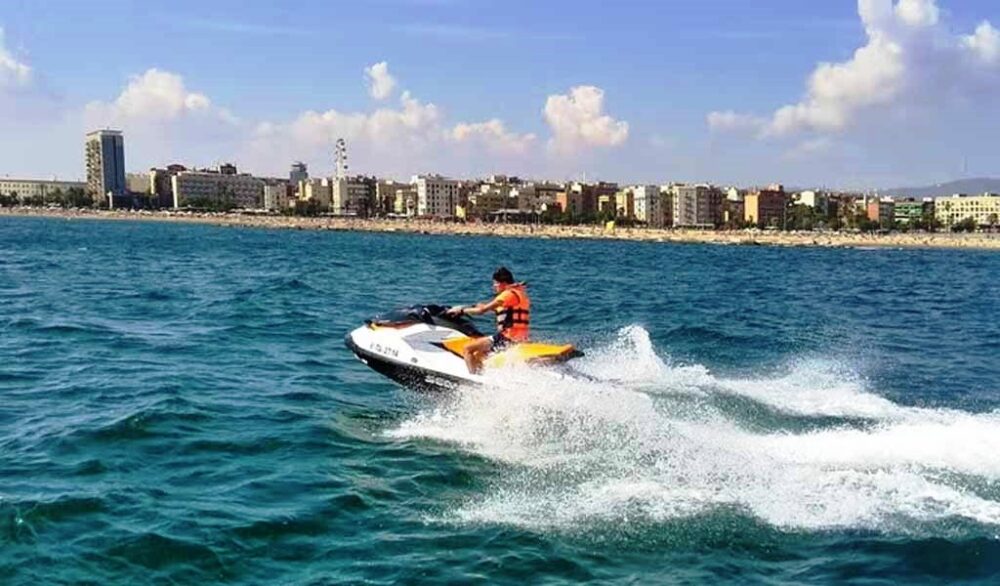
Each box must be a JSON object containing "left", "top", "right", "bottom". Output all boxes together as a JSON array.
[{"left": 2, "top": 216, "right": 999, "bottom": 584}]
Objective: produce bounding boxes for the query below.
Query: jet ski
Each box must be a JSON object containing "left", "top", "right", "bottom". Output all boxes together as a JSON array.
[{"left": 345, "top": 304, "right": 582, "bottom": 391}]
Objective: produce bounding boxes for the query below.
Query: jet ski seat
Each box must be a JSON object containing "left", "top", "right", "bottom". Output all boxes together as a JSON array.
[{"left": 441, "top": 336, "right": 581, "bottom": 367}]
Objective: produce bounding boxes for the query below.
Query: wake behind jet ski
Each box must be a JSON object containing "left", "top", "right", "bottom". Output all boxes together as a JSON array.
[{"left": 344, "top": 304, "right": 581, "bottom": 391}]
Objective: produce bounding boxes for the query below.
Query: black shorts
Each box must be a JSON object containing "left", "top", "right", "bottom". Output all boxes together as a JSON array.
[{"left": 490, "top": 333, "right": 514, "bottom": 353}]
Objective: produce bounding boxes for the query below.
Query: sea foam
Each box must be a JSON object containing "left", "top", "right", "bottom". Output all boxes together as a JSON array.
[{"left": 388, "top": 326, "right": 1000, "bottom": 535}]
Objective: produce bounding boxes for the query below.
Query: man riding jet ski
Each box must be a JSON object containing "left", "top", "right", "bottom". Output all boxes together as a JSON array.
[
  {"left": 344, "top": 267, "right": 581, "bottom": 391},
  {"left": 445, "top": 266, "right": 529, "bottom": 373}
]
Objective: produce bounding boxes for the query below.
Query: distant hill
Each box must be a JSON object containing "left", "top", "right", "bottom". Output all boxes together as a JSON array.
[{"left": 882, "top": 178, "right": 1000, "bottom": 198}]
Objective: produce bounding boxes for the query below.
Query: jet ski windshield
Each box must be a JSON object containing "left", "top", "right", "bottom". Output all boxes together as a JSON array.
[{"left": 369, "top": 304, "right": 484, "bottom": 337}]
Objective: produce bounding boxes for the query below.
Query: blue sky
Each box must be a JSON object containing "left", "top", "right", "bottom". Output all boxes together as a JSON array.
[{"left": 1, "top": 0, "right": 999, "bottom": 188}]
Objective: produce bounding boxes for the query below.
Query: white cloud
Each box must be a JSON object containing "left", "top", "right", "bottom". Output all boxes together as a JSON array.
[
  {"left": 245, "top": 62, "right": 545, "bottom": 176},
  {"left": 80, "top": 69, "right": 245, "bottom": 172},
  {"left": 0, "top": 28, "right": 32, "bottom": 89},
  {"left": 251, "top": 96, "right": 539, "bottom": 174},
  {"left": 450, "top": 119, "right": 536, "bottom": 154},
  {"left": 0, "top": 28, "right": 559, "bottom": 182},
  {"left": 269, "top": 90, "right": 442, "bottom": 150},
  {"left": 707, "top": 110, "right": 765, "bottom": 134},
  {"left": 7, "top": 49, "right": 609, "bottom": 179},
  {"left": 963, "top": 21, "right": 1000, "bottom": 64},
  {"left": 768, "top": 34, "right": 904, "bottom": 135},
  {"left": 543, "top": 85, "right": 629, "bottom": 153},
  {"left": 894, "top": 0, "right": 939, "bottom": 27},
  {"left": 247, "top": 87, "right": 540, "bottom": 176},
  {"left": 364, "top": 61, "right": 397, "bottom": 101},
  {"left": 709, "top": 0, "right": 1000, "bottom": 138},
  {"left": 84, "top": 68, "right": 236, "bottom": 127}
]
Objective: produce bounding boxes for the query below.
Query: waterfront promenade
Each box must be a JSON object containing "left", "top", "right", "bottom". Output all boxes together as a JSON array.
[{"left": 3, "top": 207, "right": 999, "bottom": 250}]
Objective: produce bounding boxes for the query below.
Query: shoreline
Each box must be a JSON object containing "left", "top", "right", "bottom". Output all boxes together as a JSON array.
[{"left": 3, "top": 207, "right": 999, "bottom": 250}]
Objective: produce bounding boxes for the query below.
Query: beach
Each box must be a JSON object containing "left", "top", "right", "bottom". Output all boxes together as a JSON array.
[{"left": 3, "top": 206, "right": 998, "bottom": 250}]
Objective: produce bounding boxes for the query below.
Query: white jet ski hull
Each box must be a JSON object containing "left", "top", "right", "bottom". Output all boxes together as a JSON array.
[
  {"left": 346, "top": 305, "right": 581, "bottom": 392},
  {"left": 345, "top": 322, "right": 483, "bottom": 391}
]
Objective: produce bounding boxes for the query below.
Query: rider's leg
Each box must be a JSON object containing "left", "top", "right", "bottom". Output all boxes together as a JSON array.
[{"left": 462, "top": 336, "right": 493, "bottom": 374}]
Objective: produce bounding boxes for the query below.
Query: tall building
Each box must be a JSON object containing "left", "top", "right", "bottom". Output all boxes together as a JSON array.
[
  {"left": 556, "top": 189, "right": 582, "bottom": 217},
  {"left": 170, "top": 165, "right": 264, "bottom": 209},
  {"left": 332, "top": 176, "right": 376, "bottom": 216},
  {"left": 660, "top": 189, "right": 674, "bottom": 228},
  {"left": 413, "top": 175, "right": 461, "bottom": 217},
  {"left": 469, "top": 183, "right": 510, "bottom": 216},
  {"left": 85, "top": 130, "right": 126, "bottom": 200},
  {"left": 630, "top": 185, "right": 662, "bottom": 226},
  {"left": 597, "top": 193, "right": 616, "bottom": 215},
  {"left": 673, "top": 184, "right": 723, "bottom": 228},
  {"left": 796, "top": 190, "right": 829, "bottom": 217},
  {"left": 522, "top": 182, "right": 563, "bottom": 213},
  {"left": 126, "top": 173, "right": 150, "bottom": 194},
  {"left": 561, "top": 181, "right": 617, "bottom": 218},
  {"left": 263, "top": 182, "right": 290, "bottom": 211},
  {"left": 510, "top": 184, "right": 536, "bottom": 211},
  {"left": 614, "top": 189, "right": 635, "bottom": 219},
  {"left": 376, "top": 180, "right": 405, "bottom": 215},
  {"left": 149, "top": 165, "right": 187, "bottom": 208},
  {"left": 745, "top": 184, "right": 788, "bottom": 229},
  {"left": 393, "top": 185, "right": 418, "bottom": 216},
  {"left": 594, "top": 182, "right": 618, "bottom": 210},
  {"left": 893, "top": 198, "right": 934, "bottom": 225},
  {"left": 0, "top": 178, "right": 87, "bottom": 201},
  {"left": 867, "top": 199, "right": 895, "bottom": 228},
  {"left": 289, "top": 162, "right": 308, "bottom": 184},
  {"left": 300, "top": 177, "right": 333, "bottom": 210},
  {"left": 934, "top": 193, "right": 1000, "bottom": 229},
  {"left": 567, "top": 182, "right": 595, "bottom": 218},
  {"left": 469, "top": 176, "right": 517, "bottom": 216},
  {"left": 722, "top": 198, "right": 744, "bottom": 229}
]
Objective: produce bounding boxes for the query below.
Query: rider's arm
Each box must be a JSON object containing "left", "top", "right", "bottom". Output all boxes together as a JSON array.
[{"left": 462, "top": 296, "right": 504, "bottom": 316}]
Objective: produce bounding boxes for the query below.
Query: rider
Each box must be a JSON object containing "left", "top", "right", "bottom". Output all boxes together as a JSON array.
[{"left": 446, "top": 266, "right": 530, "bottom": 373}]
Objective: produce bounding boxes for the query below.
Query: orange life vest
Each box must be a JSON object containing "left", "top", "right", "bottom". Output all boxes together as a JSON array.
[{"left": 494, "top": 285, "right": 530, "bottom": 342}]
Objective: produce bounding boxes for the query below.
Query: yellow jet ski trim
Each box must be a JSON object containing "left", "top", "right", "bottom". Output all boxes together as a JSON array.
[{"left": 440, "top": 336, "right": 578, "bottom": 366}]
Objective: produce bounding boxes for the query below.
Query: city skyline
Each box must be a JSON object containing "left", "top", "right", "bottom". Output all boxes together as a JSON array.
[{"left": 1, "top": 0, "right": 1000, "bottom": 188}]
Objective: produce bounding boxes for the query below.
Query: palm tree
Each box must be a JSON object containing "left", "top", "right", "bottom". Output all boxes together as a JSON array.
[{"left": 940, "top": 201, "right": 953, "bottom": 231}]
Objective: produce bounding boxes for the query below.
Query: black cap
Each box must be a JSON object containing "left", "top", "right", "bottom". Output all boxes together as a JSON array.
[{"left": 492, "top": 266, "right": 514, "bottom": 284}]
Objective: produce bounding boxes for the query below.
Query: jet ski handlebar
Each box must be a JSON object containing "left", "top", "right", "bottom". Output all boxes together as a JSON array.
[{"left": 367, "top": 304, "right": 484, "bottom": 337}]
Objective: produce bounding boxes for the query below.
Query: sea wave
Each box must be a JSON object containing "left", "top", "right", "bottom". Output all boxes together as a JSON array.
[{"left": 389, "top": 326, "right": 1000, "bottom": 537}]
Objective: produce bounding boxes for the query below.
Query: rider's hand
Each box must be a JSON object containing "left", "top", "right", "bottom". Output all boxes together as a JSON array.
[{"left": 446, "top": 306, "right": 464, "bottom": 317}]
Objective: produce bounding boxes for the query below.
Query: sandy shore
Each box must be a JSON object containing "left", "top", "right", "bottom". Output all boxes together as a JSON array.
[{"left": 3, "top": 207, "right": 999, "bottom": 250}]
